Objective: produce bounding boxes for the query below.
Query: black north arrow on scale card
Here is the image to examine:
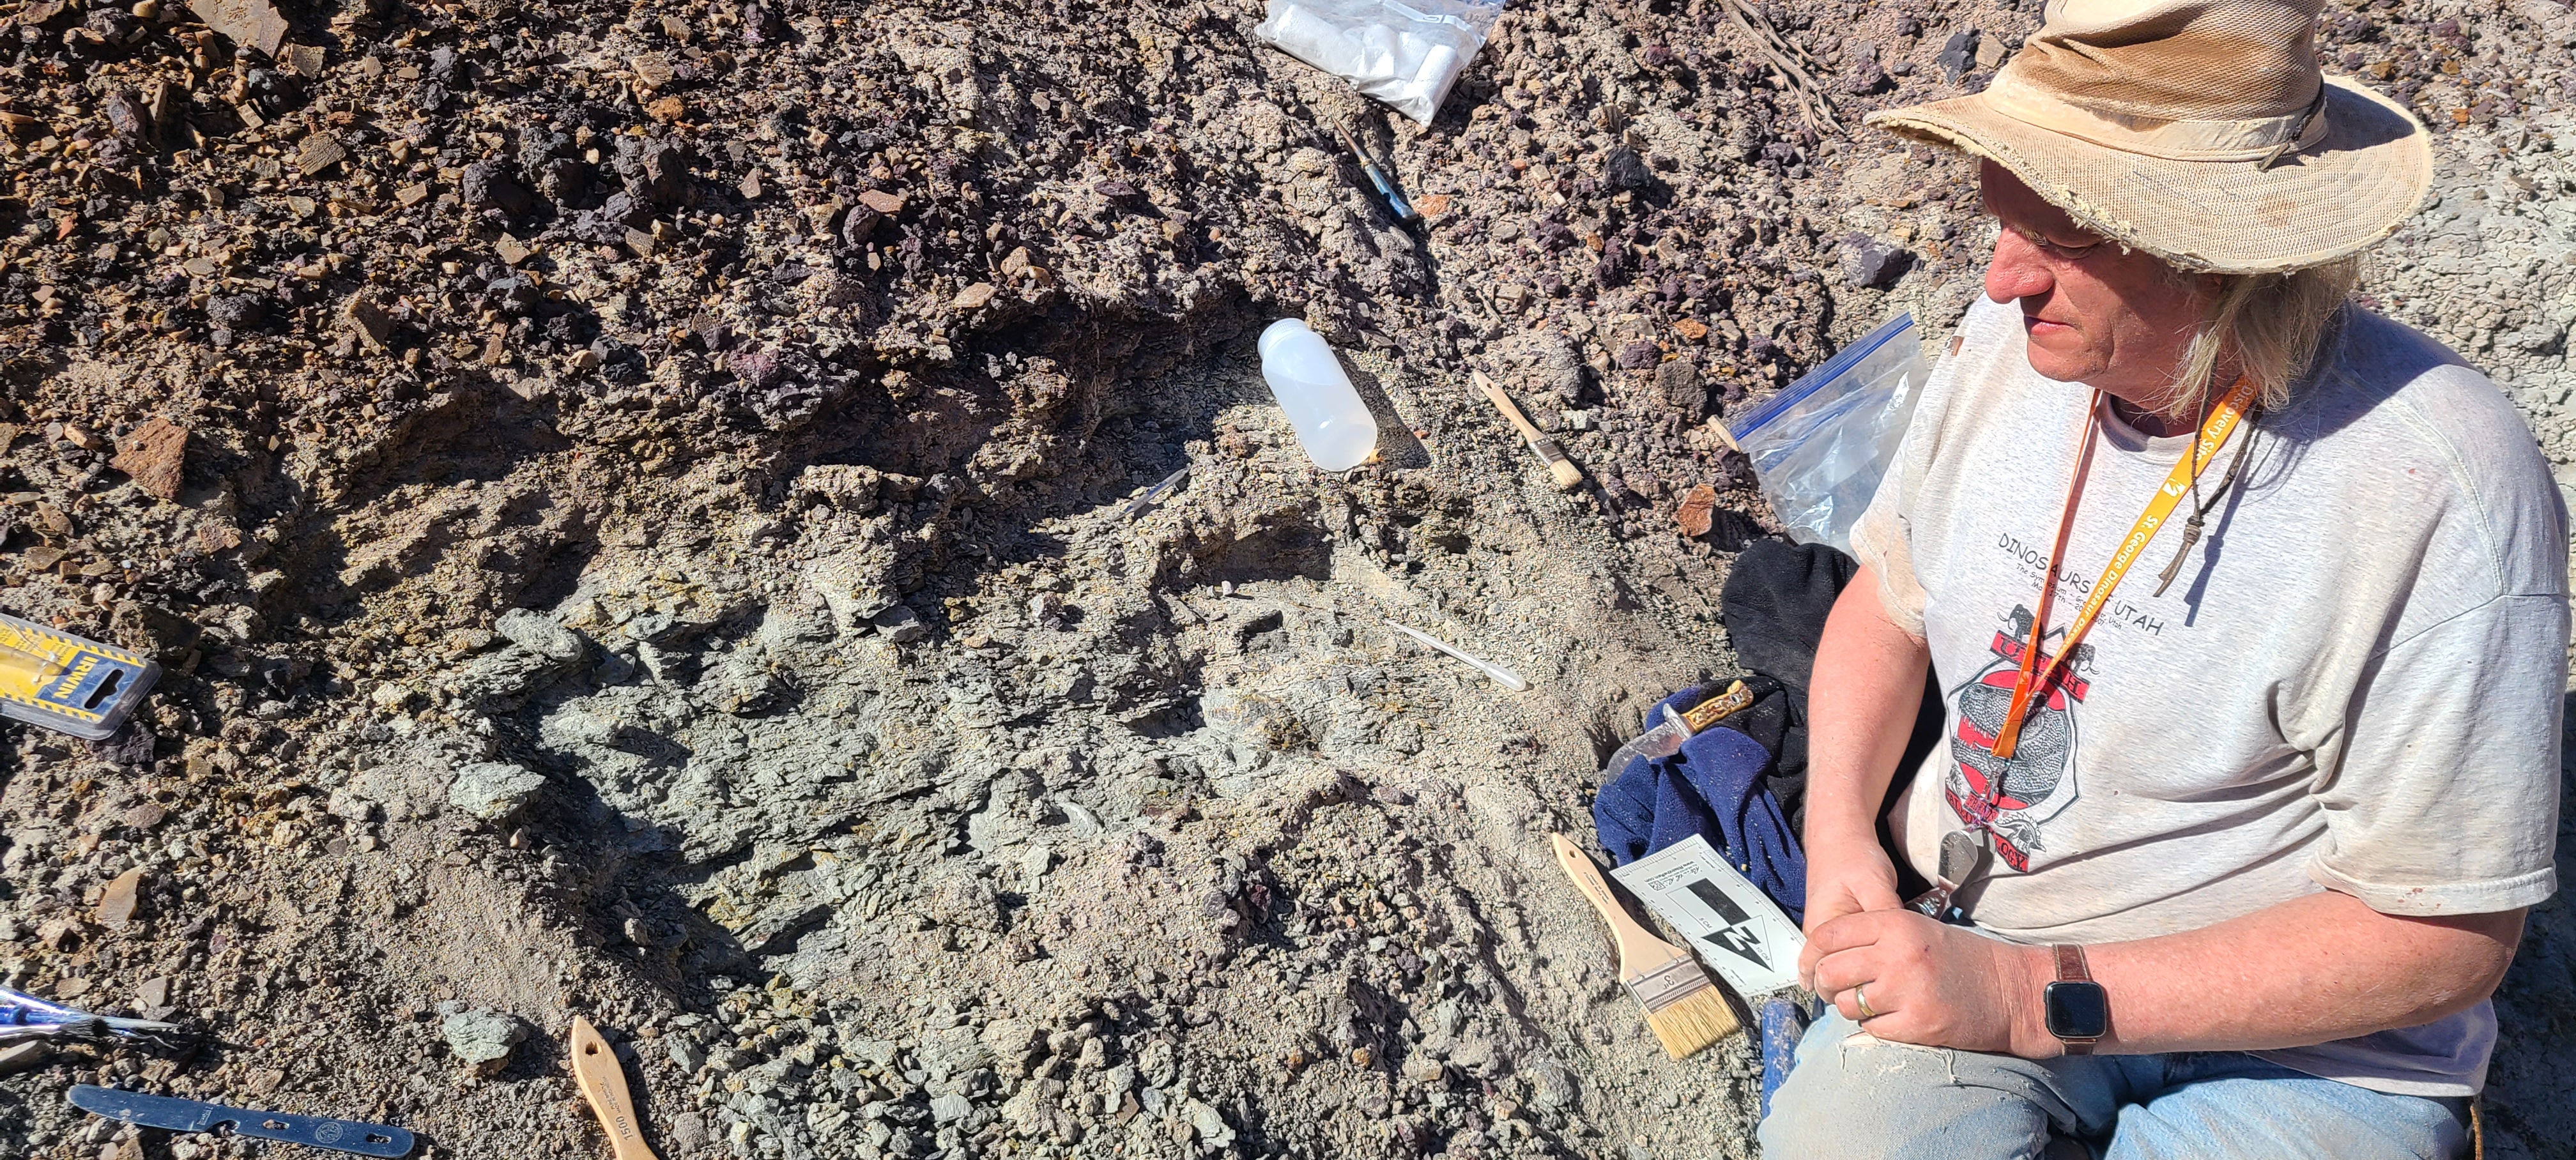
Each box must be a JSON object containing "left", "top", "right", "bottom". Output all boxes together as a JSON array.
[
  {"left": 1609, "top": 834, "right": 1807, "bottom": 997},
  {"left": 68, "top": 1085, "right": 415, "bottom": 1157},
  {"left": 1683, "top": 878, "right": 1774, "bottom": 971}
]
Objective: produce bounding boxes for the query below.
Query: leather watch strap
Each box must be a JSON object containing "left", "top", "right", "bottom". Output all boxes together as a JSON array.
[{"left": 2051, "top": 943, "right": 2099, "bottom": 1055}]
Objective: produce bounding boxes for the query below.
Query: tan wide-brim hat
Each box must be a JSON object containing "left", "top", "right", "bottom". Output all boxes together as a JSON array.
[{"left": 1867, "top": 0, "right": 2434, "bottom": 275}]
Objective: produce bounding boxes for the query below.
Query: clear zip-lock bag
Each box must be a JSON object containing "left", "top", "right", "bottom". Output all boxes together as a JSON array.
[{"left": 1722, "top": 314, "right": 1933, "bottom": 554}]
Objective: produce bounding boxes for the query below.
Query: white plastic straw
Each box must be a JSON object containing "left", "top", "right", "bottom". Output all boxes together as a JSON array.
[{"left": 1386, "top": 622, "right": 1529, "bottom": 691}]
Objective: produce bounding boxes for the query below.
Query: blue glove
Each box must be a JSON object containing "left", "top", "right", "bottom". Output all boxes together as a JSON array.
[{"left": 1592, "top": 683, "right": 1807, "bottom": 925}]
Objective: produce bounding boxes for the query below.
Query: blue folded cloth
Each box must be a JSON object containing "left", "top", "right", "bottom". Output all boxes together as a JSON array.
[{"left": 1591, "top": 683, "right": 1807, "bottom": 926}]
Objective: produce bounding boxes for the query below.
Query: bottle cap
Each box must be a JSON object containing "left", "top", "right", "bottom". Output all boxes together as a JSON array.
[{"left": 1257, "top": 317, "right": 1312, "bottom": 362}]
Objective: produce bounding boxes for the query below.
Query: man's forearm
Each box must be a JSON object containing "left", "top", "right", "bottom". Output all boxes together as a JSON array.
[
  {"left": 1804, "top": 568, "right": 1933, "bottom": 853},
  {"left": 2002, "top": 890, "right": 2525, "bottom": 1055}
]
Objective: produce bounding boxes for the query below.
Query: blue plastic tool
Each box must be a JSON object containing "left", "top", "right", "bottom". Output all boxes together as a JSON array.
[{"left": 68, "top": 1086, "right": 415, "bottom": 1157}]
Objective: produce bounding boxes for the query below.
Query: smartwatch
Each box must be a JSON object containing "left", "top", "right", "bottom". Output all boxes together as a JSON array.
[{"left": 2043, "top": 944, "right": 2108, "bottom": 1054}]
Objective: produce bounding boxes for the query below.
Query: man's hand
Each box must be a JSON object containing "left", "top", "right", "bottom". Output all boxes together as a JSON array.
[
  {"left": 1805, "top": 908, "right": 2057, "bottom": 1057},
  {"left": 1797, "top": 842, "right": 1902, "bottom": 988}
]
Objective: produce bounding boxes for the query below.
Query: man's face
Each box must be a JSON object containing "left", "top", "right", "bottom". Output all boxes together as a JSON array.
[{"left": 1979, "top": 161, "right": 2218, "bottom": 404}]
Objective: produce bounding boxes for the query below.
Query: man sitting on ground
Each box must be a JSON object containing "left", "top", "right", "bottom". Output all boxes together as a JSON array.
[{"left": 1759, "top": 1, "right": 2566, "bottom": 1156}]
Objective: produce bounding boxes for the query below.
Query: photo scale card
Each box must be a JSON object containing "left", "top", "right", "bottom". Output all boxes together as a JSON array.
[{"left": 1609, "top": 835, "right": 1805, "bottom": 998}]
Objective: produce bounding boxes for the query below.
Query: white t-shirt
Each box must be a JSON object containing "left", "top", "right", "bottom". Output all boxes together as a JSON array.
[{"left": 1853, "top": 294, "right": 2568, "bottom": 1097}]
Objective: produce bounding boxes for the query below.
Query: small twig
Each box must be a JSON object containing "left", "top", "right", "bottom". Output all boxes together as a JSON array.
[{"left": 1719, "top": 0, "right": 1841, "bottom": 133}]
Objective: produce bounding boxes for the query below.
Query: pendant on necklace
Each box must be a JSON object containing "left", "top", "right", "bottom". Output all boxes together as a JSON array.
[{"left": 2151, "top": 513, "right": 2205, "bottom": 597}]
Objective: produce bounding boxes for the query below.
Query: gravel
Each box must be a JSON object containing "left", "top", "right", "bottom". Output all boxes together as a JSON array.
[{"left": 0, "top": 0, "right": 2567, "bottom": 1156}]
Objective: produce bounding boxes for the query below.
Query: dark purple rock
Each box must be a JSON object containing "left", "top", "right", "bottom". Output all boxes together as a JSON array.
[
  {"left": 85, "top": 721, "right": 155, "bottom": 767},
  {"left": 103, "top": 88, "right": 149, "bottom": 140},
  {"left": 462, "top": 162, "right": 535, "bottom": 217},
  {"left": 1602, "top": 146, "right": 1653, "bottom": 192},
  {"left": 1938, "top": 30, "right": 1977, "bottom": 80},
  {"left": 1839, "top": 59, "right": 1888, "bottom": 94},
  {"left": 727, "top": 349, "right": 785, "bottom": 388},
  {"left": 206, "top": 294, "right": 268, "bottom": 330}
]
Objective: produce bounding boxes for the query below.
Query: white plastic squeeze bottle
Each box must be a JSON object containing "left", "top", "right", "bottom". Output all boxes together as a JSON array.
[{"left": 1258, "top": 318, "right": 1380, "bottom": 471}]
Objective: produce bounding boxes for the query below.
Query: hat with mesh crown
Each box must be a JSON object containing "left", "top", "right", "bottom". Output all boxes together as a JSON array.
[{"left": 1866, "top": 0, "right": 2432, "bottom": 274}]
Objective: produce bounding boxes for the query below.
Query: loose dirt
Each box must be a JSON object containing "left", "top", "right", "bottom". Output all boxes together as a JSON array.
[{"left": 1, "top": 0, "right": 2570, "bottom": 1157}]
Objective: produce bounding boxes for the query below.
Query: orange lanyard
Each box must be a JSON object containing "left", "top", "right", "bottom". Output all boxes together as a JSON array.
[{"left": 1988, "top": 376, "right": 2261, "bottom": 759}]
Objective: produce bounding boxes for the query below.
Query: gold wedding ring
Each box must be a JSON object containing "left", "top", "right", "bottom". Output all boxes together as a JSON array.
[{"left": 1855, "top": 984, "right": 1878, "bottom": 1020}]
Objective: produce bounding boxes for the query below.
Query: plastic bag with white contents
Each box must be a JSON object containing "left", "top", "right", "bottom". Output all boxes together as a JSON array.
[
  {"left": 1724, "top": 314, "right": 1931, "bottom": 554},
  {"left": 1253, "top": 0, "right": 1506, "bottom": 124}
]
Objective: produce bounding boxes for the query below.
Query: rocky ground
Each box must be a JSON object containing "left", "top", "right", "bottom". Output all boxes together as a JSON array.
[{"left": 1, "top": 0, "right": 2572, "bottom": 1156}]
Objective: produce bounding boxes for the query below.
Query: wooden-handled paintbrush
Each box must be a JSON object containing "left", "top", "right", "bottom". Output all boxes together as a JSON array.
[
  {"left": 1473, "top": 370, "right": 1585, "bottom": 491},
  {"left": 1551, "top": 833, "right": 1742, "bottom": 1058},
  {"left": 571, "top": 1016, "right": 663, "bottom": 1160}
]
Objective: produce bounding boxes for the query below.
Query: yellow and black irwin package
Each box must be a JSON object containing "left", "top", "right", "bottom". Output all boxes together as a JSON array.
[{"left": 0, "top": 612, "right": 160, "bottom": 740}]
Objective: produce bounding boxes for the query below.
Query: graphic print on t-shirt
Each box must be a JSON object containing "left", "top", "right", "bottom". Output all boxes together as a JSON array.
[{"left": 1946, "top": 604, "right": 2091, "bottom": 872}]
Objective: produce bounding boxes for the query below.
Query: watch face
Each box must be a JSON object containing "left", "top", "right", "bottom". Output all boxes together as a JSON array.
[{"left": 2044, "top": 981, "right": 2110, "bottom": 1040}]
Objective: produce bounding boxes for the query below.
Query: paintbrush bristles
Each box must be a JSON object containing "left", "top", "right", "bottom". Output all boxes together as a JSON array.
[
  {"left": 1527, "top": 437, "right": 1584, "bottom": 491},
  {"left": 1624, "top": 954, "right": 1740, "bottom": 1058},
  {"left": 1642, "top": 981, "right": 1743, "bottom": 1060}
]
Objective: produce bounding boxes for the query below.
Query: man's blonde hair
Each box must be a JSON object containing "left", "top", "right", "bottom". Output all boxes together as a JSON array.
[{"left": 2166, "top": 257, "right": 2362, "bottom": 419}]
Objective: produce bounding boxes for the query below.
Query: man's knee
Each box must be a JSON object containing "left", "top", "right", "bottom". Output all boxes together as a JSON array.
[{"left": 1758, "top": 1025, "right": 2053, "bottom": 1160}]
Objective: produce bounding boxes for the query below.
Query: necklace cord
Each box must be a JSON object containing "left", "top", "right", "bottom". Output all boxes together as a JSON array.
[
  {"left": 2151, "top": 417, "right": 2258, "bottom": 597},
  {"left": 1988, "top": 378, "right": 2262, "bottom": 759}
]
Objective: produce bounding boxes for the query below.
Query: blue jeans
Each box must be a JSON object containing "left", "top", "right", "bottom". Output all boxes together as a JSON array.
[{"left": 1758, "top": 1010, "right": 2470, "bottom": 1159}]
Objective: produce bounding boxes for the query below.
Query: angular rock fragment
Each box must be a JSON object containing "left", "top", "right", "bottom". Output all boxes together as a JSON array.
[
  {"left": 461, "top": 162, "right": 534, "bottom": 217},
  {"left": 110, "top": 416, "right": 188, "bottom": 500},
  {"left": 103, "top": 89, "right": 150, "bottom": 141},
  {"left": 280, "top": 43, "right": 325, "bottom": 79},
  {"left": 1602, "top": 146, "right": 1653, "bottom": 192},
  {"left": 1839, "top": 233, "right": 1912, "bottom": 289},
  {"left": 917, "top": 1024, "right": 993, "bottom": 1074},
  {"left": 871, "top": 605, "right": 927, "bottom": 643},
  {"left": 495, "top": 608, "right": 584, "bottom": 663},
  {"left": 207, "top": 294, "right": 268, "bottom": 331},
  {"left": 1655, "top": 359, "right": 1706, "bottom": 416},
  {"left": 344, "top": 296, "right": 394, "bottom": 350},
  {"left": 1938, "top": 29, "right": 1979, "bottom": 80},
  {"left": 188, "top": 0, "right": 286, "bottom": 57},
  {"left": 441, "top": 1009, "right": 526, "bottom": 1076},
  {"left": 632, "top": 53, "right": 675, "bottom": 90},
  {"left": 297, "top": 132, "right": 347, "bottom": 177},
  {"left": 96, "top": 867, "right": 144, "bottom": 929},
  {"left": 841, "top": 203, "right": 880, "bottom": 245},
  {"left": 0, "top": 1041, "right": 46, "bottom": 1076},
  {"left": 447, "top": 761, "right": 548, "bottom": 823},
  {"left": 1675, "top": 484, "right": 1717, "bottom": 538}
]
